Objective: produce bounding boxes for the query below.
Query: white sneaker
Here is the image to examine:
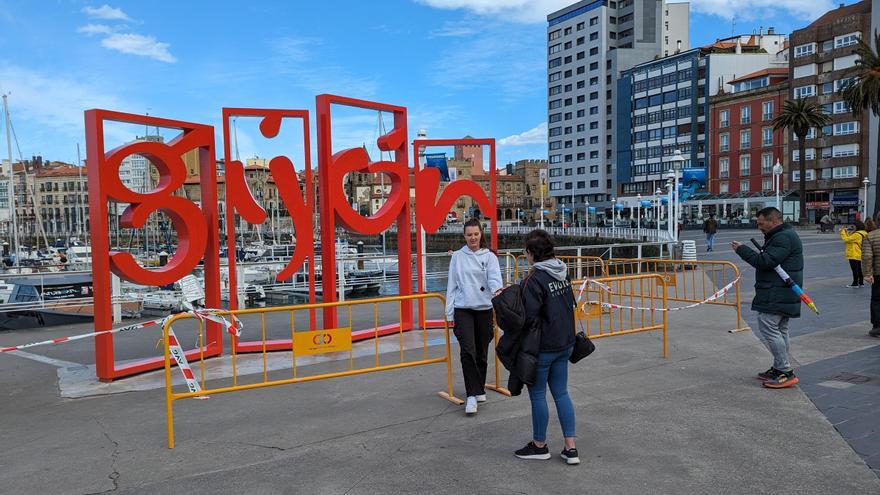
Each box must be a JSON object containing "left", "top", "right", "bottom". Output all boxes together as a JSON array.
[
  {"left": 476, "top": 394, "right": 487, "bottom": 402},
  {"left": 465, "top": 396, "right": 478, "bottom": 415}
]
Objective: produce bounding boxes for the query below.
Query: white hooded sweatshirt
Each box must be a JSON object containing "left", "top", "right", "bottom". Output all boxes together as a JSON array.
[{"left": 445, "top": 246, "right": 504, "bottom": 321}]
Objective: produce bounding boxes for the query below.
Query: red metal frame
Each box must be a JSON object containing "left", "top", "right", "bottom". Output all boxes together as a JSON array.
[
  {"left": 315, "top": 95, "right": 414, "bottom": 331},
  {"left": 412, "top": 138, "right": 497, "bottom": 328},
  {"left": 221, "top": 108, "right": 317, "bottom": 353},
  {"left": 85, "top": 109, "right": 222, "bottom": 381}
]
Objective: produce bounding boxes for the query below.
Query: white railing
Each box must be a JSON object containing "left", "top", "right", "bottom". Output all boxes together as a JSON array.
[{"left": 492, "top": 225, "right": 675, "bottom": 242}]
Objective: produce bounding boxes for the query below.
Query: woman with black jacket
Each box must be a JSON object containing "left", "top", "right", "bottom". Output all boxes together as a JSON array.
[{"left": 513, "top": 229, "right": 579, "bottom": 465}]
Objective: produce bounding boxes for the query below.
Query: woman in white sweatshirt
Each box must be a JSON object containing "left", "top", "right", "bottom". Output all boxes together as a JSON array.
[{"left": 446, "top": 219, "right": 503, "bottom": 415}]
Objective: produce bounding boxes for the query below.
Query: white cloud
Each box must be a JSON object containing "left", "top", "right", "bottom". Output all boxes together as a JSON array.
[
  {"left": 0, "top": 64, "right": 141, "bottom": 157},
  {"left": 499, "top": 122, "right": 546, "bottom": 146},
  {"left": 76, "top": 23, "right": 115, "bottom": 36},
  {"left": 82, "top": 4, "right": 133, "bottom": 22},
  {"left": 686, "top": 0, "right": 836, "bottom": 21},
  {"left": 101, "top": 33, "right": 177, "bottom": 63},
  {"left": 429, "top": 18, "right": 482, "bottom": 37},
  {"left": 270, "top": 36, "right": 378, "bottom": 99},
  {"left": 416, "top": 0, "right": 837, "bottom": 23},
  {"left": 414, "top": 0, "right": 570, "bottom": 23}
]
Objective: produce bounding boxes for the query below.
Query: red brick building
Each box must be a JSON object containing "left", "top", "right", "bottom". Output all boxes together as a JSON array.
[{"left": 709, "top": 68, "right": 790, "bottom": 195}]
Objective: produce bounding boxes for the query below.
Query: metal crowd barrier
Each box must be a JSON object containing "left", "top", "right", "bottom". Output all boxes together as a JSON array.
[
  {"left": 512, "top": 254, "right": 607, "bottom": 283},
  {"left": 163, "top": 293, "right": 461, "bottom": 449},
  {"left": 572, "top": 274, "right": 669, "bottom": 358},
  {"left": 605, "top": 258, "right": 749, "bottom": 333}
]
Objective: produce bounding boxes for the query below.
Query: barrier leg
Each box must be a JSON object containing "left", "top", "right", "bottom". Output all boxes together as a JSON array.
[
  {"left": 484, "top": 323, "right": 511, "bottom": 397},
  {"left": 437, "top": 325, "right": 464, "bottom": 405},
  {"left": 729, "top": 278, "right": 751, "bottom": 333},
  {"left": 164, "top": 328, "right": 175, "bottom": 449}
]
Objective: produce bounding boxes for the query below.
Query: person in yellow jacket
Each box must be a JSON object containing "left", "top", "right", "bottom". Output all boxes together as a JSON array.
[{"left": 840, "top": 220, "right": 868, "bottom": 288}]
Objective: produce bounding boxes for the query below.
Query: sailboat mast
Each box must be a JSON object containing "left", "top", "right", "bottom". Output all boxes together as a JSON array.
[{"left": 3, "top": 94, "right": 19, "bottom": 268}]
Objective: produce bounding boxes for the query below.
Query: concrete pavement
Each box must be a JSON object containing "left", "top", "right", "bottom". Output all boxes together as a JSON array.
[{"left": 0, "top": 228, "right": 878, "bottom": 494}]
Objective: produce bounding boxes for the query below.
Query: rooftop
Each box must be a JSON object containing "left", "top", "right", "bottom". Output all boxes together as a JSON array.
[
  {"left": 807, "top": 0, "right": 870, "bottom": 28},
  {"left": 728, "top": 67, "right": 790, "bottom": 84}
]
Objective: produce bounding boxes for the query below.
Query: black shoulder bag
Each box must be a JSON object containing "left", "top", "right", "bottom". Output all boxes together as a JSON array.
[{"left": 568, "top": 283, "right": 595, "bottom": 363}]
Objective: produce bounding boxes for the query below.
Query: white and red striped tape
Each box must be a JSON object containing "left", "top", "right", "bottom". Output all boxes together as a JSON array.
[
  {"left": 580, "top": 277, "right": 740, "bottom": 313},
  {"left": 0, "top": 309, "right": 242, "bottom": 398}
]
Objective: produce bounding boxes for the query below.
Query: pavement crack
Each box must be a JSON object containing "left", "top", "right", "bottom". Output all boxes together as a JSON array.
[
  {"left": 229, "top": 441, "right": 287, "bottom": 451},
  {"left": 89, "top": 418, "right": 120, "bottom": 494}
]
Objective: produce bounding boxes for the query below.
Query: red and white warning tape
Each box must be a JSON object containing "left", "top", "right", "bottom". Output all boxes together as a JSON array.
[
  {"left": 0, "top": 309, "right": 243, "bottom": 398},
  {"left": 579, "top": 277, "right": 741, "bottom": 313}
]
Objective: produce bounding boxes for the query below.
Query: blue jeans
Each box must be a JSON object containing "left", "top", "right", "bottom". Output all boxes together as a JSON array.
[
  {"left": 706, "top": 233, "right": 716, "bottom": 250},
  {"left": 526, "top": 347, "right": 576, "bottom": 442}
]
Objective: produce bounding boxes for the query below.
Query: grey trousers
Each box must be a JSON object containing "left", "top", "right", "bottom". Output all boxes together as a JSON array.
[{"left": 753, "top": 312, "right": 792, "bottom": 372}]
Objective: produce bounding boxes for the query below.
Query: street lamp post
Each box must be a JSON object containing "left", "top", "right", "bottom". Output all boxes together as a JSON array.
[
  {"left": 773, "top": 159, "right": 784, "bottom": 211},
  {"left": 655, "top": 188, "right": 662, "bottom": 235},
  {"left": 863, "top": 177, "right": 870, "bottom": 221},
  {"left": 561, "top": 203, "right": 566, "bottom": 234},
  {"left": 636, "top": 193, "right": 641, "bottom": 230},
  {"left": 669, "top": 150, "right": 685, "bottom": 239},
  {"left": 665, "top": 178, "right": 673, "bottom": 239},
  {"left": 584, "top": 200, "right": 590, "bottom": 228}
]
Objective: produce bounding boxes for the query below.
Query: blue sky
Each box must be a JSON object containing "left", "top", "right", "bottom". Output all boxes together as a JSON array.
[{"left": 0, "top": 0, "right": 858, "bottom": 167}]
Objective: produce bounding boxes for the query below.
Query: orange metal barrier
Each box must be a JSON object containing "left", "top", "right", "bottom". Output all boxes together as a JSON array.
[
  {"left": 605, "top": 258, "right": 749, "bottom": 333},
  {"left": 163, "top": 293, "right": 461, "bottom": 449},
  {"left": 572, "top": 274, "right": 669, "bottom": 358},
  {"left": 513, "top": 254, "right": 607, "bottom": 283}
]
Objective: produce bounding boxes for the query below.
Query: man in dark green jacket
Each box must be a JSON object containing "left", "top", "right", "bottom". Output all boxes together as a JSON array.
[{"left": 732, "top": 207, "right": 803, "bottom": 389}]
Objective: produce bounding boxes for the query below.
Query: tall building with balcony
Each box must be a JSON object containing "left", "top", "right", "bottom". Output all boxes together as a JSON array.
[
  {"left": 709, "top": 69, "right": 790, "bottom": 195},
  {"left": 546, "top": 0, "right": 689, "bottom": 222},
  {"left": 617, "top": 31, "right": 787, "bottom": 200},
  {"left": 788, "top": 0, "right": 872, "bottom": 223}
]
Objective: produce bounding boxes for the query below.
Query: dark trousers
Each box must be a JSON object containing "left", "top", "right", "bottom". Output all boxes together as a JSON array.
[
  {"left": 871, "top": 283, "right": 880, "bottom": 328},
  {"left": 453, "top": 308, "right": 494, "bottom": 397},
  {"left": 849, "top": 260, "right": 864, "bottom": 286}
]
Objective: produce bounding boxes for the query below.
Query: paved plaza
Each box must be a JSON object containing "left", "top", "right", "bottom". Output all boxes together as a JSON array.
[{"left": 0, "top": 227, "right": 878, "bottom": 494}]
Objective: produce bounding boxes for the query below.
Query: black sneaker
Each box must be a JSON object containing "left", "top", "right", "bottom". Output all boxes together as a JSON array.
[
  {"left": 515, "top": 441, "right": 550, "bottom": 460},
  {"left": 756, "top": 368, "right": 782, "bottom": 381},
  {"left": 560, "top": 448, "right": 580, "bottom": 465},
  {"left": 763, "top": 370, "right": 799, "bottom": 389},
  {"left": 869, "top": 327, "right": 880, "bottom": 338}
]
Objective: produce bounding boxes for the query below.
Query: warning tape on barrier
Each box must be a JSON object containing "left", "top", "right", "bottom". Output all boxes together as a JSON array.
[
  {"left": 579, "top": 277, "right": 741, "bottom": 313},
  {"left": 0, "top": 308, "right": 242, "bottom": 398}
]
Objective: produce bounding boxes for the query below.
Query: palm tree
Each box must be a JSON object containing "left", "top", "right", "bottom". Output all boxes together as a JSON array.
[
  {"left": 772, "top": 98, "right": 831, "bottom": 225},
  {"left": 838, "top": 30, "right": 880, "bottom": 217}
]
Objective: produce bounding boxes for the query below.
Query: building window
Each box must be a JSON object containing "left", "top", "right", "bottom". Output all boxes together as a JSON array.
[
  {"left": 821, "top": 82, "right": 833, "bottom": 94},
  {"left": 762, "top": 127, "right": 773, "bottom": 146},
  {"left": 577, "top": 21, "right": 585, "bottom": 30},
  {"left": 549, "top": 29, "right": 561, "bottom": 41},
  {"left": 832, "top": 143, "right": 860, "bottom": 157},
  {"left": 792, "top": 148, "right": 815, "bottom": 161},
  {"left": 834, "top": 32, "right": 860, "bottom": 49},
  {"left": 834, "top": 121, "right": 859, "bottom": 135},
  {"left": 590, "top": 16, "right": 598, "bottom": 26},
  {"left": 762, "top": 101, "right": 773, "bottom": 120},
  {"left": 720, "top": 133, "right": 729, "bottom": 152},
  {"left": 833, "top": 101, "right": 852, "bottom": 114},
  {"left": 719, "top": 110, "right": 729, "bottom": 128},
  {"left": 719, "top": 158, "right": 729, "bottom": 178},
  {"left": 720, "top": 181, "right": 728, "bottom": 193},
  {"left": 762, "top": 178, "right": 772, "bottom": 191},
  {"left": 590, "top": 32, "right": 598, "bottom": 41},
  {"left": 762, "top": 153, "right": 773, "bottom": 174},
  {"left": 740, "top": 130, "right": 750, "bottom": 149},
  {"left": 792, "top": 169, "right": 815, "bottom": 182},
  {"left": 741, "top": 180, "right": 750, "bottom": 192},
  {"left": 793, "top": 85, "right": 816, "bottom": 99},
  {"left": 740, "top": 156, "right": 750, "bottom": 176},
  {"left": 832, "top": 166, "right": 858, "bottom": 179},
  {"left": 549, "top": 44, "right": 562, "bottom": 55},
  {"left": 740, "top": 106, "right": 751, "bottom": 124},
  {"left": 794, "top": 42, "right": 815, "bottom": 58},
  {"left": 835, "top": 77, "right": 857, "bottom": 92}
]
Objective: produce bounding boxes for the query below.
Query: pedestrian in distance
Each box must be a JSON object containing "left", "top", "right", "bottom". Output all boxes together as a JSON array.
[
  {"left": 445, "top": 218, "right": 503, "bottom": 415},
  {"left": 703, "top": 213, "right": 718, "bottom": 252},
  {"left": 514, "top": 229, "right": 579, "bottom": 465},
  {"left": 819, "top": 213, "right": 833, "bottom": 233},
  {"left": 731, "top": 207, "right": 804, "bottom": 389},
  {"left": 860, "top": 214, "right": 880, "bottom": 338},
  {"left": 839, "top": 221, "right": 868, "bottom": 288}
]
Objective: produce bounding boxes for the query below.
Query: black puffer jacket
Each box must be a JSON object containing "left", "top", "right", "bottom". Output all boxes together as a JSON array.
[{"left": 492, "top": 282, "right": 541, "bottom": 396}]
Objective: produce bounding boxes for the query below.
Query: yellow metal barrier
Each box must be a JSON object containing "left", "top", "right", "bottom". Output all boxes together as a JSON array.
[
  {"left": 573, "top": 274, "right": 669, "bottom": 358},
  {"left": 605, "top": 258, "right": 750, "bottom": 333},
  {"left": 163, "top": 293, "right": 461, "bottom": 449},
  {"left": 513, "top": 254, "right": 606, "bottom": 282}
]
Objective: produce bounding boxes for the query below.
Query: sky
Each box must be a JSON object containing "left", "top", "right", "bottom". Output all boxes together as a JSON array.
[{"left": 0, "top": 0, "right": 861, "bottom": 168}]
